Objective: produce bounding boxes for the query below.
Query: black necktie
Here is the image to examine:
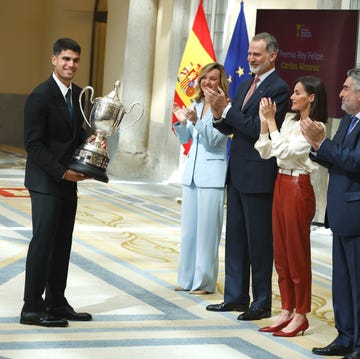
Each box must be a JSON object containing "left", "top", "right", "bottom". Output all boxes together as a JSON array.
[{"left": 65, "top": 89, "right": 73, "bottom": 117}]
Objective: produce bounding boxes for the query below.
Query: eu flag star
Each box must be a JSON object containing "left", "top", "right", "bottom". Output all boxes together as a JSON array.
[
  {"left": 236, "top": 67, "right": 244, "bottom": 77},
  {"left": 227, "top": 75, "right": 232, "bottom": 83}
]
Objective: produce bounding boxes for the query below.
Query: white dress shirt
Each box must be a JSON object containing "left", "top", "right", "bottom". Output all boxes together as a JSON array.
[{"left": 254, "top": 115, "right": 325, "bottom": 173}]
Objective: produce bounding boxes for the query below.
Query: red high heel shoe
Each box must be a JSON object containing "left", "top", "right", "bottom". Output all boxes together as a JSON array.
[
  {"left": 259, "top": 318, "right": 293, "bottom": 333},
  {"left": 272, "top": 318, "right": 309, "bottom": 337}
]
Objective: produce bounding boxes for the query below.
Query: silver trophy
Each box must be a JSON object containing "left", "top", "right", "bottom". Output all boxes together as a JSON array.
[{"left": 69, "top": 80, "right": 143, "bottom": 183}]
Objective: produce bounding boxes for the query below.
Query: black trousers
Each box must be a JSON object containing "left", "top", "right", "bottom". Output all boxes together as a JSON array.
[{"left": 22, "top": 188, "right": 77, "bottom": 312}]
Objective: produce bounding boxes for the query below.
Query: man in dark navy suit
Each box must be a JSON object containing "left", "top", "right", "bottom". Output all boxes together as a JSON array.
[
  {"left": 302, "top": 69, "right": 360, "bottom": 359},
  {"left": 204, "top": 33, "right": 290, "bottom": 320},
  {"left": 20, "top": 38, "right": 102, "bottom": 327}
]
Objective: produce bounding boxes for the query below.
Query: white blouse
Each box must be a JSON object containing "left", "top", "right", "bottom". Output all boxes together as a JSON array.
[{"left": 254, "top": 115, "right": 325, "bottom": 173}]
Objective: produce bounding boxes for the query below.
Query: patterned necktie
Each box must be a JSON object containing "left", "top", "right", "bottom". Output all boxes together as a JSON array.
[
  {"left": 242, "top": 76, "right": 260, "bottom": 109},
  {"left": 65, "top": 89, "right": 73, "bottom": 117},
  {"left": 346, "top": 116, "right": 359, "bottom": 136}
]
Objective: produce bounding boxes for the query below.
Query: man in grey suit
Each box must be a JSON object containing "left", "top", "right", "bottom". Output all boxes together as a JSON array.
[
  {"left": 302, "top": 68, "right": 360, "bottom": 359},
  {"left": 204, "top": 33, "right": 290, "bottom": 320},
  {"left": 20, "top": 38, "right": 99, "bottom": 327}
]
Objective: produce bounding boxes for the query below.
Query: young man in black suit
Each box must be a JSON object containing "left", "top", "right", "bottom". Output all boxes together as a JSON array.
[
  {"left": 204, "top": 33, "right": 290, "bottom": 320},
  {"left": 21, "top": 38, "right": 100, "bottom": 327}
]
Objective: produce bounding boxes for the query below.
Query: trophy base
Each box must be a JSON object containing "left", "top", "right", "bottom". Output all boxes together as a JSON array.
[
  {"left": 69, "top": 143, "right": 110, "bottom": 183},
  {"left": 69, "top": 161, "right": 109, "bottom": 183}
]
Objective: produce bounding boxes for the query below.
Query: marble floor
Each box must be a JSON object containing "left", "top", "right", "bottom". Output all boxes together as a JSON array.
[{"left": 0, "top": 144, "right": 338, "bottom": 358}]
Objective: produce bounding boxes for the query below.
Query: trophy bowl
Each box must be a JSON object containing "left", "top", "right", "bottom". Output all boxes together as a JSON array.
[{"left": 69, "top": 80, "right": 143, "bottom": 183}]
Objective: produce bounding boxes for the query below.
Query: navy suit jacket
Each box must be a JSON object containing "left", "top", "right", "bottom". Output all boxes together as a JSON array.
[
  {"left": 314, "top": 114, "right": 360, "bottom": 236},
  {"left": 215, "top": 71, "right": 290, "bottom": 193},
  {"left": 24, "top": 76, "right": 87, "bottom": 195}
]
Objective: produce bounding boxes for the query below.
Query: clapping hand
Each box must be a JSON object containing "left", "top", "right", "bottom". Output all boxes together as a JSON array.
[
  {"left": 259, "top": 97, "right": 277, "bottom": 133},
  {"left": 203, "top": 87, "right": 228, "bottom": 119},
  {"left": 173, "top": 103, "right": 187, "bottom": 124},
  {"left": 173, "top": 103, "right": 197, "bottom": 125},
  {"left": 259, "top": 97, "right": 276, "bottom": 121},
  {"left": 300, "top": 117, "right": 326, "bottom": 151}
]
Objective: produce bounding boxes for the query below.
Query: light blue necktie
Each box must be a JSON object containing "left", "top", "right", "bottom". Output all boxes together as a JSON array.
[
  {"left": 65, "top": 89, "right": 73, "bottom": 117},
  {"left": 346, "top": 116, "right": 359, "bottom": 136}
]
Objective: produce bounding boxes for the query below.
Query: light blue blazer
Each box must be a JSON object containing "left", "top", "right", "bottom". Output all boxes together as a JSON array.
[{"left": 173, "top": 101, "right": 228, "bottom": 188}]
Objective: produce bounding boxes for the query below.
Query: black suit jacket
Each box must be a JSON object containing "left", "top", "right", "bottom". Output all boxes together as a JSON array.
[
  {"left": 215, "top": 71, "right": 290, "bottom": 193},
  {"left": 24, "top": 76, "right": 87, "bottom": 195}
]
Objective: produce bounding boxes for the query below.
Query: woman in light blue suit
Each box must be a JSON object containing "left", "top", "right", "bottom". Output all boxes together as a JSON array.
[{"left": 173, "top": 63, "right": 229, "bottom": 294}]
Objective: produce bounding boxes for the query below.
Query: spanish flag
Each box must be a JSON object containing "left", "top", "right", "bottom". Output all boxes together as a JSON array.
[{"left": 172, "top": 0, "right": 216, "bottom": 155}]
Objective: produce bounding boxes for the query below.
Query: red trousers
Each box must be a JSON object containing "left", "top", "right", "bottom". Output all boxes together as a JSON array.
[{"left": 272, "top": 173, "right": 315, "bottom": 314}]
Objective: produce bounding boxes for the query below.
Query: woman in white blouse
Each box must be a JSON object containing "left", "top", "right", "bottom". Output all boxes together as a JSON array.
[{"left": 254, "top": 76, "right": 328, "bottom": 337}]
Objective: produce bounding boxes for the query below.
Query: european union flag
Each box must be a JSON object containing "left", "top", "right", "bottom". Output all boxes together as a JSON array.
[
  {"left": 224, "top": 1, "right": 251, "bottom": 158},
  {"left": 224, "top": 1, "right": 251, "bottom": 100}
]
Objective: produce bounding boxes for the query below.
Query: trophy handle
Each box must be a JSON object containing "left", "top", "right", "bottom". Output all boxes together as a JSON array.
[
  {"left": 118, "top": 102, "right": 144, "bottom": 133},
  {"left": 79, "top": 85, "right": 95, "bottom": 128}
]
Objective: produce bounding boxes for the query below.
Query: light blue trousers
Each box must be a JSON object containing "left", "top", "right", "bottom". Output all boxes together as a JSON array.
[{"left": 177, "top": 183, "right": 225, "bottom": 292}]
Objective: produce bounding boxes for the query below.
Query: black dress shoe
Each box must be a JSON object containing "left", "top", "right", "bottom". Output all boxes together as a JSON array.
[
  {"left": 47, "top": 305, "right": 92, "bottom": 321},
  {"left": 237, "top": 306, "right": 271, "bottom": 321},
  {"left": 342, "top": 352, "right": 360, "bottom": 359},
  {"left": 312, "top": 342, "right": 352, "bottom": 356},
  {"left": 206, "top": 302, "right": 249, "bottom": 312},
  {"left": 20, "top": 311, "right": 68, "bottom": 327}
]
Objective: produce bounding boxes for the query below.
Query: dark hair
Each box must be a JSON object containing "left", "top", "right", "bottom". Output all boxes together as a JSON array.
[
  {"left": 194, "top": 62, "right": 229, "bottom": 103},
  {"left": 53, "top": 38, "right": 81, "bottom": 56},
  {"left": 293, "top": 76, "right": 328, "bottom": 124}
]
